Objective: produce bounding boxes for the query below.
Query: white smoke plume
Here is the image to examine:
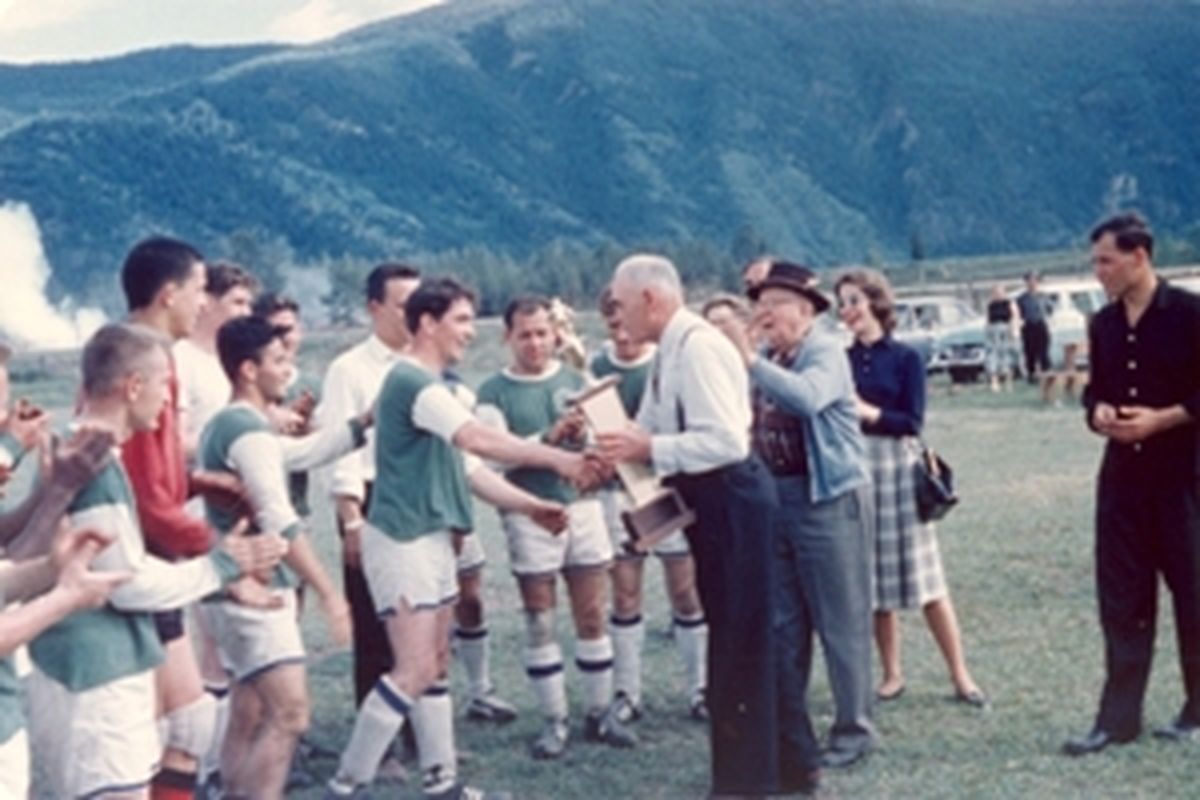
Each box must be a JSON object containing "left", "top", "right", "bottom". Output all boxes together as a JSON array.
[{"left": 0, "top": 201, "right": 106, "bottom": 350}]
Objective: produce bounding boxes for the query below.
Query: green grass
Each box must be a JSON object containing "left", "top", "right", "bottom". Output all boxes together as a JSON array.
[{"left": 12, "top": 324, "right": 1196, "bottom": 799}]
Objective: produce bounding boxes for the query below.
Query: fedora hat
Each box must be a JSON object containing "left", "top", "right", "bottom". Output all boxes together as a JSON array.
[{"left": 746, "top": 260, "right": 830, "bottom": 313}]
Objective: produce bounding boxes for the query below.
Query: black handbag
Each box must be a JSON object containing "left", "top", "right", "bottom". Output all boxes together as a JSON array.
[{"left": 913, "top": 442, "right": 957, "bottom": 522}]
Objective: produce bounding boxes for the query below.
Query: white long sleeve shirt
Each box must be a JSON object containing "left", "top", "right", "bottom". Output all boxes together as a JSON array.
[{"left": 635, "top": 308, "right": 751, "bottom": 476}]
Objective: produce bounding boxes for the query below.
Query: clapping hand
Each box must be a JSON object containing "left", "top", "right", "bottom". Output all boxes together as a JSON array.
[
  {"left": 43, "top": 425, "right": 116, "bottom": 495},
  {"left": 6, "top": 398, "right": 50, "bottom": 453},
  {"left": 50, "top": 525, "right": 131, "bottom": 611}
]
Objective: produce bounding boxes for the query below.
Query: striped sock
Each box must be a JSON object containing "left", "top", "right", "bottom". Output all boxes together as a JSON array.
[
  {"left": 455, "top": 625, "right": 491, "bottom": 699},
  {"left": 410, "top": 681, "right": 457, "bottom": 796},
  {"left": 524, "top": 642, "right": 567, "bottom": 722},
  {"left": 674, "top": 613, "right": 708, "bottom": 696},
  {"left": 610, "top": 614, "right": 644, "bottom": 706},
  {"left": 336, "top": 676, "right": 411, "bottom": 786},
  {"left": 575, "top": 636, "right": 615, "bottom": 714}
]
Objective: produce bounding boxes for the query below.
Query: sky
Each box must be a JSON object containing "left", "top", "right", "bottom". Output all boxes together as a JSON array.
[{"left": 0, "top": 0, "right": 446, "bottom": 64}]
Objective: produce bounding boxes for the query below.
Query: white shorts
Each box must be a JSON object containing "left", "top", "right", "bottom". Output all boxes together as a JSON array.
[
  {"left": 600, "top": 489, "right": 690, "bottom": 560},
  {"left": 203, "top": 590, "right": 306, "bottom": 683},
  {"left": 27, "top": 667, "right": 159, "bottom": 798},
  {"left": 455, "top": 530, "right": 487, "bottom": 574},
  {"left": 0, "top": 728, "right": 28, "bottom": 800},
  {"left": 363, "top": 524, "right": 459, "bottom": 612},
  {"left": 504, "top": 497, "right": 613, "bottom": 577}
]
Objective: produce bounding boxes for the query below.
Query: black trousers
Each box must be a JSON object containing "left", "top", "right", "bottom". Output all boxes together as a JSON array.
[
  {"left": 1094, "top": 463, "right": 1200, "bottom": 736},
  {"left": 341, "top": 483, "right": 393, "bottom": 706},
  {"left": 671, "top": 457, "right": 781, "bottom": 796},
  {"left": 1021, "top": 320, "right": 1050, "bottom": 379}
]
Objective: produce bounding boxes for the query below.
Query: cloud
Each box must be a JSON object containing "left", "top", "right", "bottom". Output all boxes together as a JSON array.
[
  {"left": 0, "top": 202, "right": 106, "bottom": 350},
  {"left": 268, "top": 0, "right": 445, "bottom": 43},
  {"left": 0, "top": 0, "right": 114, "bottom": 35}
]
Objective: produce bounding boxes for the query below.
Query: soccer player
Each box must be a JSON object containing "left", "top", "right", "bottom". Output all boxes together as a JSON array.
[
  {"left": 591, "top": 288, "right": 708, "bottom": 724},
  {"left": 475, "top": 295, "right": 636, "bottom": 759},
  {"left": 327, "top": 278, "right": 588, "bottom": 799},
  {"left": 318, "top": 264, "right": 515, "bottom": 739},
  {"left": 199, "top": 315, "right": 366, "bottom": 798},
  {"left": 25, "top": 322, "right": 284, "bottom": 799}
]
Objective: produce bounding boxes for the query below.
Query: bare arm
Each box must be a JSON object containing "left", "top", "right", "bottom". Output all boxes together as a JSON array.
[{"left": 281, "top": 532, "right": 351, "bottom": 646}]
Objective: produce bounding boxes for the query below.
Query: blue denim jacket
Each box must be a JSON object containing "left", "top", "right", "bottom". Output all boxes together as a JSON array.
[{"left": 748, "top": 327, "right": 870, "bottom": 502}]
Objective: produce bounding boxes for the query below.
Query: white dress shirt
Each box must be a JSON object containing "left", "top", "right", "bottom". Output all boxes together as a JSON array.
[
  {"left": 173, "top": 338, "right": 231, "bottom": 448},
  {"left": 635, "top": 307, "right": 751, "bottom": 476},
  {"left": 315, "top": 334, "right": 401, "bottom": 502}
]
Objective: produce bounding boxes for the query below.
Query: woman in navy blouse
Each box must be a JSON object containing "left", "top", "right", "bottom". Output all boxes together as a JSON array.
[{"left": 834, "top": 269, "right": 988, "bottom": 709}]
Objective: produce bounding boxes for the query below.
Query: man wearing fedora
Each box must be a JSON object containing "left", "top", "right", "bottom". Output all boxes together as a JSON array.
[{"left": 726, "top": 260, "right": 878, "bottom": 773}]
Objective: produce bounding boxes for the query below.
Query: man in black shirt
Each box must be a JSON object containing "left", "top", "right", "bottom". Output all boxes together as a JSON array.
[
  {"left": 1064, "top": 212, "right": 1200, "bottom": 756},
  {"left": 1016, "top": 271, "right": 1052, "bottom": 383}
]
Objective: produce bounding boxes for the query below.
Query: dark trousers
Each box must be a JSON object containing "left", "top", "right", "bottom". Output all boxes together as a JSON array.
[
  {"left": 341, "top": 483, "right": 393, "bottom": 706},
  {"left": 672, "top": 457, "right": 781, "bottom": 796},
  {"left": 1094, "top": 465, "right": 1200, "bottom": 735},
  {"left": 774, "top": 477, "right": 876, "bottom": 765},
  {"left": 1021, "top": 320, "right": 1050, "bottom": 379}
]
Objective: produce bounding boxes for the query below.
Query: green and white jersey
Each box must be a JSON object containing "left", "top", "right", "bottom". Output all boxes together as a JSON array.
[
  {"left": 30, "top": 455, "right": 241, "bottom": 692},
  {"left": 368, "top": 358, "right": 476, "bottom": 542},
  {"left": 200, "top": 401, "right": 365, "bottom": 588},
  {"left": 589, "top": 342, "right": 656, "bottom": 419},
  {"left": 475, "top": 360, "right": 584, "bottom": 504},
  {"left": 0, "top": 655, "right": 19, "bottom": 743}
]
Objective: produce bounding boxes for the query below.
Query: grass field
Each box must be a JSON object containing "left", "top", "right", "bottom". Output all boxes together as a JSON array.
[{"left": 11, "top": 318, "right": 1197, "bottom": 799}]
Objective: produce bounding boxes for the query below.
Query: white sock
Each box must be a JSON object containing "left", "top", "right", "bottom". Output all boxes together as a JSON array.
[
  {"left": 410, "top": 681, "right": 457, "bottom": 796},
  {"left": 336, "top": 676, "right": 411, "bottom": 786},
  {"left": 200, "top": 684, "right": 230, "bottom": 781},
  {"left": 524, "top": 642, "right": 567, "bottom": 722},
  {"left": 674, "top": 613, "right": 708, "bottom": 696},
  {"left": 610, "top": 614, "right": 644, "bottom": 706},
  {"left": 575, "top": 636, "right": 615, "bottom": 715},
  {"left": 455, "top": 626, "right": 491, "bottom": 699}
]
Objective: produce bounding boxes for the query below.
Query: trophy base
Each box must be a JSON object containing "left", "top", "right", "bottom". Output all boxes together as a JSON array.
[{"left": 619, "top": 488, "right": 696, "bottom": 555}]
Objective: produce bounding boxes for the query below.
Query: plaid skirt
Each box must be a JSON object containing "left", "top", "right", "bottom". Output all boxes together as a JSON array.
[{"left": 866, "top": 434, "right": 948, "bottom": 610}]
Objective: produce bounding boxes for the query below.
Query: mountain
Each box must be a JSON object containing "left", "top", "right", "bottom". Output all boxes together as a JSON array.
[{"left": 2, "top": 0, "right": 1198, "bottom": 305}]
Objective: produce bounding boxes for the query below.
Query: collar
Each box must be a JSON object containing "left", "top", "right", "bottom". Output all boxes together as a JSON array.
[
  {"left": 502, "top": 360, "right": 564, "bottom": 383},
  {"left": 365, "top": 333, "right": 402, "bottom": 363},
  {"left": 602, "top": 340, "right": 656, "bottom": 368}
]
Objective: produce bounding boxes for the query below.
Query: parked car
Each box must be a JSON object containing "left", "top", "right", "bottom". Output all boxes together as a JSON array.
[
  {"left": 892, "top": 294, "right": 982, "bottom": 370},
  {"left": 935, "top": 278, "right": 1109, "bottom": 382}
]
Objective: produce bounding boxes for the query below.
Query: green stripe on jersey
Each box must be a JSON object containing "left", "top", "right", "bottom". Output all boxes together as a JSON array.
[
  {"left": 589, "top": 350, "right": 651, "bottom": 419},
  {"left": 29, "top": 460, "right": 164, "bottom": 692},
  {"left": 368, "top": 360, "right": 473, "bottom": 541},
  {"left": 476, "top": 364, "right": 584, "bottom": 504},
  {"left": 200, "top": 404, "right": 298, "bottom": 588},
  {"left": 0, "top": 656, "right": 21, "bottom": 743}
]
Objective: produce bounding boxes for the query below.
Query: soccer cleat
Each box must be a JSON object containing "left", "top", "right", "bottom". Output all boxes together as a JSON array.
[
  {"left": 464, "top": 691, "right": 518, "bottom": 724},
  {"left": 425, "top": 783, "right": 514, "bottom": 800},
  {"left": 689, "top": 687, "right": 709, "bottom": 722},
  {"left": 611, "top": 690, "right": 643, "bottom": 724},
  {"left": 584, "top": 702, "right": 639, "bottom": 749},
  {"left": 530, "top": 718, "right": 570, "bottom": 760},
  {"left": 323, "top": 775, "right": 367, "bottom": 799}
]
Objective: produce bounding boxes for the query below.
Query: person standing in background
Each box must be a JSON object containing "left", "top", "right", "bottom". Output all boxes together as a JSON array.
[{"left": 1016, "top": 271, "right": 1052, "bottom": 383}]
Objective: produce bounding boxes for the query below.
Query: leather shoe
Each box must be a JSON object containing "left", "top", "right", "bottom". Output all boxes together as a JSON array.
[
  {"left": 953, "top": 688, "right": 991, "bottom": 710},
  {"left": 1153, "top": 717, "right": 1200, "bottom": 741},
  {"left": 821, "top": 746, "right": 869, "bottom": 769},
  {"left": 1062, "top": 728, "right": 1137, "bottom": 756}
]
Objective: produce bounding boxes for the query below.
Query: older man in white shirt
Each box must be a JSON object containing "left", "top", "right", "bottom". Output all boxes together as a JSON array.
[
  {"left": 317, "top": 264, "right": 514, "bottom": 732},
  {"left": 597, "top": 254, "right": 786, "bottom": 798}
]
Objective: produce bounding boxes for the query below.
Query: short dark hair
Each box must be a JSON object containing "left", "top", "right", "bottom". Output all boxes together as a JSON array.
[
  {"left": 81, "top": 323, "right": 168, "bottom": 397},
  {"left": 216, "top": 316, "right": 289, "bottom": 383},
  {"left": 206, "top": 261, "right": 259, "bottom": 299},
  {"left": 405, "top": 277, "right": 476, "bottom": 335},
  {"left": 252, "top": 292, "right": 300, "bottom": 320},
  {"left": 367, "top": 263, "right": 421, "bottom": 304},
  {"left": 598, "top": 285, "right": 618, "bottom": 317},
  {"left": 503, "top": 295, "right": 551, "bottom": 331},
  {"left": 121, "top": 237, "right": 204, "bottom": 311},
  {"left": 1090, "top": 211, "right": 1154, "bottom": 258},
  {"left": 833, "top": 268, "right": 898, "bottom": 332}
]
